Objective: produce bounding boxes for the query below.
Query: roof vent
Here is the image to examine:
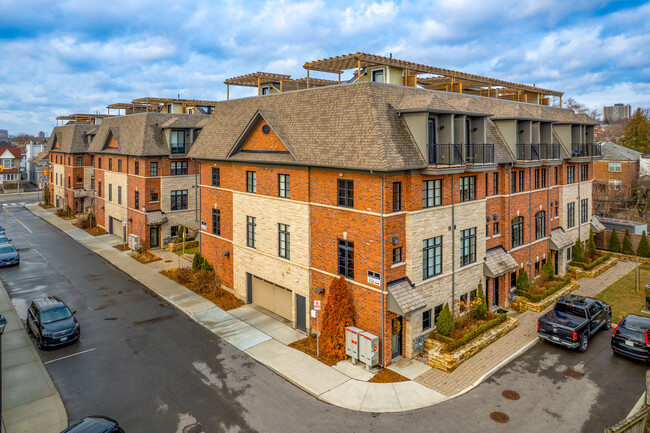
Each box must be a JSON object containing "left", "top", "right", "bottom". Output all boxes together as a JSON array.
[{"left": 262, "top": 125, "right": 271, "bottom": 135}]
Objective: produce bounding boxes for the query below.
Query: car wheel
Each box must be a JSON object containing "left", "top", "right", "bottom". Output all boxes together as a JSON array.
[
  {"left": 579, "top": 334, "right": 588, "bottom": 352},
  {"left": 605, "top": 314, "right": 612, "bottom": 330},
  {"left": 37, "top": 336, "right": 44, "bottom": 350}
]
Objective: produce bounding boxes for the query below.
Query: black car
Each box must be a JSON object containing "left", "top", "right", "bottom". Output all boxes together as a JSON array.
[
  {"left": 0, "top": 244, "right": 19, "bottom": 267},
  {"left": 26, "top": 296, "right": 80, "bottom": 349},
  {"left": 60, "top": 416, "right": 124, "bottom": 433},
  {"left": 611, "top": 314, "right": 650, "bottom": 362}
]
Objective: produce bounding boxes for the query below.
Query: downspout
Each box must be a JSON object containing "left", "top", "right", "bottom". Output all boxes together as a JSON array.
[
  {"left": 529, "top": 167, "right": 533, "bottom": 276},
  {"left": 308, "top": 166, "right": 312, "bottom": 335},
  {"left": 451, "top": 174, "right": 456, "bottom": 312},
  {"left": 371, "top": 169, "right": 386, "bottom": 367},
  {"left": 196, "top": 159, "right": 201, "bottom": 255}
]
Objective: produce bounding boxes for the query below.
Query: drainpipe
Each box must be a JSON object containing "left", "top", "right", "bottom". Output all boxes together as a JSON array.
[
  {"left": 451, "top": 174, "right": 456, "bottom": 312},
  {"left": 308, "top": 166, "right": 312, "bottom": 335},
  {"left": 371, "top": 169, "right": 386, "bottom": 367},
  {"left": 529, "top": 167, "right": 533, "bottom": 276}
]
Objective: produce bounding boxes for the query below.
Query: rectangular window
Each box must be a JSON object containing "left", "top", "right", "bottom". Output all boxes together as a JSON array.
[
  {"left": 76, "top": 174, "right": 82, "bottom": 184},
  {"left": 117, "top": 186, "right": 122, "bottom": 204},
  {"left": 246, "top": 216, "right": 256, "bottom": 248},
  {"left": 371, "top": 68, "right": 384, "bottom": 83},
  {"left": 171, "top": 226, "right": 178, "bottom": 238},
  {"left": 493, "top": 221, "right": 499, "bottom": 235},
  {"left": 279, "top": 223, "right": 290, "bottom": 259},
  {"left": 135, "top": 161, "right": 139, "bottom": 175},
  {"left": 392, "top": 182, "right": 401, "bottom": 211},
  {"left": 608, "top": 162, "right": 622, "bottom": 172},
  {"left": 211, "top": 167, "right": 220, "bottom": 187},
  {"left": 554, "top": 166, "right": 558, "bottom": 184},
  {"left": 567, "top": 202, "right": 575, "bottom": 228},
  {"left": 338, "top": 239, "right": 354, "bottom": 278},
  {"left": 581, "top": 198, "right": 589, "bottom": 224},
  {"left": 337, "top": 179, "right": 354, "bottom": 208},
  {"left": 512, "top": 217, "right": 524, "bottom": 248},
  {"left": 535, "top": 212, "right": 546, "bottom": 240},
  {"left": 279, "top": 174, "right": 290, "bottom": 198},
  {"left": 460, "top": 176, "right": 476, "bottom": 202},
  {"left": 422, "top": 309, "right": 432, "bottom": 331},
  {"left": 534, "top": 169, "right": 540, "bottom": 189},
  {"left": 609, "top": 179, "right": 622, "bottom": 190},
  {"left": 511, "top": 171, "right": 517, "bottom": 193},
  {"left": 171, "top": 130, "right": 185, "bottom": 154},
  {"left": 554, "top": 205, "right": 558, "bottom": 217},
  {"left": 212, "top": 209, "right": 220, "bottom": 236},
  {"left": 91, "top": 155, "right": 94, "bottom": 167},
  {"left": 541, "top": 169, "right": 547, "bottom": 188},
  {"left": 460, "top": 293, "right": 468, "bottom": 313},
  {"left": 150, "top": 192, "right": 158, "bottom": 202},
  {"left": 423, "top": 236, "right": 443, "bottom": 279},
  {"left": 90, "top": 175, "right": 94, "bottom": 190},
  {"left": 98, "top": 181, "right": 101, "bottom": 197},
  {"left": 567, "top": 166, "right": 575, "bottom": 184},
  {"left": 98, "top": 158, "right": 102, "bottom": 169},
  {"left": 108, "top": 184, "right": 112, "bottom": 201},
  {"left": 434, "top": 304, "right": 443, "bottom": 327},
  {"left": 392, "top": 247, "right": 402, "bottom": 264},
  {"left": 519, "top": 170, "right": 524, "bottom": 192},
  {"left": 76, "top": 157, "right": 82, "bottom": 167},
  {"left": 150, "top": 162, "right": 158, "bottom": 177},
  {"left": 118, "top": 159, "right": 122, "bottom": 172},
  {"left": 68, "top": 176, "right": 71, "bottom": 188},
  {"left": 460, "top": 228, "right": 476, "bottom": 266},
  {"left": 134, "top": 191, "right": 139, "bottom": 209},
  {"left": 170, "top": 161, "right": 188, "bottom": 176},
  {"left": 581, "top": 164, "right": 589, "bottom": 181},
  {"left": 171, "top": 190, "right": 188, "bottom": 211},
  {"left": 108, "top": 159, "right": 112, "bottom": 171},
  {"left": 422, "top": 179, "right": 442, "bottom": 208},
  {"left": 246, "top": 171, "right": 257, "bottom": 193},
  {"left": 493, "top": 172, "right": 499, "bottom": 195}
]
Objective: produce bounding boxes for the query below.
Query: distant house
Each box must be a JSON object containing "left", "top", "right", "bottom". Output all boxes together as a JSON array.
[
  {"left": 593, "top": 142, "right": 641, "bottom": 193},
  {"left": 29, "top": 151, "right": 48, "bottom": 186},
  {"left": 0, "top": 146, "right": 22, "bottom": 187}
]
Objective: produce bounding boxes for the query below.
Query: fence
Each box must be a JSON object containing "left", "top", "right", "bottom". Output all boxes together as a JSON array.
[{"left": 594, "top": 230, "right": 644, "bottom": 251}]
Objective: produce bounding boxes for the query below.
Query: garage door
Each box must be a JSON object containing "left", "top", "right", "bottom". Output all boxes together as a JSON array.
[{"left": 252, "top": 276, "right": 292, "bottom": 321}]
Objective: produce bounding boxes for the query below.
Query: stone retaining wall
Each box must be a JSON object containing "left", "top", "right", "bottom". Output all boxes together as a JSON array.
[
  {"left": 168, "top": 240, "right": 199, "bottom": 252},
  {"left": 570, "top": 257, "right": 618, "bottom": 279},
  {"left": 511, "top": 280, "right": 580, "bottom": 313}
]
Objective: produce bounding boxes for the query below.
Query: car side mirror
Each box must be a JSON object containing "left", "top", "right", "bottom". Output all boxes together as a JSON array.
[{"left": 72, "top": 310, "right": 76, "bottom": 315}]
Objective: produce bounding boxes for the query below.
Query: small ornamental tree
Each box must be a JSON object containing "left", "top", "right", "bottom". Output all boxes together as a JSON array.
[
  {"left": 587, "top": 230, "right": 597, "bottom": 258},
  {"left": 572, "top": 238, "right": 584, "bottom": 263},
  {"left": 471, "top": 283, "right": 488, "bottom": 320},
  {"left": 608, "top": 229, "right": 621, "bottom": 253},
  {"left": 43, "top": 187, "right": 50, "bottom": 205},
  {"left": 199, "top": 257, "right": 213, "bottom": 272},
  {"left": 516, "top": 269, "right": 530, "bottom": 292},
  {"left": 542, "top": 258, "right": 555, "bottom": 281},
  {"left": 622, "top": 229, "right": 635, "bottom": 255},
  {"left": 192, "top": 252, "right": 204, "bottom": 270},
  {"left": 435, "top": 303, "right": 454, "bottom": 337},
  {"left": 320, "top": 275, "right": 355, "bottom": 360},
  {"left": 637, "top": 231, "right": 650, "bottom": 258}
]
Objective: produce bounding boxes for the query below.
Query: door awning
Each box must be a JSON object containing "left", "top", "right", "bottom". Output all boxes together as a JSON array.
[
  {"left": 549, "top": 227, "right": 574, "bottom": 251},
  {"left": 484, "top": 247, "right": 519, "bottom": 278},
  {"left": 387, "top": 280, "right": 427, "bottom": 316},
  {"left": 590, "top": 215, "right": 606, "bottom": 233}
]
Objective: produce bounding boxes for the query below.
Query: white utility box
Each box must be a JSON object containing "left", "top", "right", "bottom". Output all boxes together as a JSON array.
[
  {"left": 358, "top": 331, "right": 379, "bottom": 369},
  {"left": 345, "top": 326, "right": 363, "bottom": 363},
  {"left": 128, "top": 234, "right": 141, "bottom": 252}
]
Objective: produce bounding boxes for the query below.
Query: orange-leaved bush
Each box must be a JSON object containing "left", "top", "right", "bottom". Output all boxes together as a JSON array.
[{"left": 319, "top": 275, "right": 355, "bottom": 361}]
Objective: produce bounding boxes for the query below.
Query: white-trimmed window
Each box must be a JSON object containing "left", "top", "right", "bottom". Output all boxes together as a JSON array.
[
  {"left": 608, "top": 162, "right": 622, "bottom": 172},
  {"left": 371, "top": 68, "right": 385, "bottom": 83},
  {"left": 609, "top": 179, "right": 622, "bottom": 190}
]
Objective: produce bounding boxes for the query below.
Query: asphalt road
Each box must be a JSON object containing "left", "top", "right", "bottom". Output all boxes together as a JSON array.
[{"left": 0, "top": 198, "right": 646, "bottom": 433}]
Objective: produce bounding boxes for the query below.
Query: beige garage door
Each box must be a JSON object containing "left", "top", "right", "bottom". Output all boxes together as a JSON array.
[{"left": 252, "top": 276, "right": 292, "bottom": 321}]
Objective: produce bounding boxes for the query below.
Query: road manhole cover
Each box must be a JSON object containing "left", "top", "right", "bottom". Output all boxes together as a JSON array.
[
  {"left": 564, "top": 368, "right": 584, "bottom": 379},
  {"left": 490, "top": 412, "right": 510, "bottom": 423},
  {"left": 502, "top": 390, "right": 520, "bottom": 400}
]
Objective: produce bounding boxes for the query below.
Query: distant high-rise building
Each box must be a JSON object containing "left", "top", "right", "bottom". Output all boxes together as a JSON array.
[
  {"left": 603, "top": 103, "right": 631, "bottom": 124},
  {"left": 38, "top": 131, "right": 46, "bottom": 140},
  {"left": 0, "top": 130, "right": 8, "bottom": 139}
]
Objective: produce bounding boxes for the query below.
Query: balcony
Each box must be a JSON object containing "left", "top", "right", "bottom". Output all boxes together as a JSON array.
[
  {"left": 571, "top": 143, "right": 601, "bottom": 157},
  {"left": 427, "top": 143, "right": 494, "bottom": 166},
  {"left": 73, "top": 188, "right": 90, "bottom": 198},
  {"left": 516, "top": 143, "right": 560, "bottom": 161}
]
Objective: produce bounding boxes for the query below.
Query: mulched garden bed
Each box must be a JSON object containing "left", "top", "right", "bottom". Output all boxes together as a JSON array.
[
  {"left": 288, "top": 335, "right": 342, "bottom": 366},
  {"left": 131, "top": 250, "right": 162, "bottom": 264},
  {"left": 160, "top": 267, "right": 244, "bottom": 311},
  {"left": 368, "top": 369, "right": 409, "bottom": 383},
  {"left": 113, "top": 244, "right": 129, "bottom": 251}
]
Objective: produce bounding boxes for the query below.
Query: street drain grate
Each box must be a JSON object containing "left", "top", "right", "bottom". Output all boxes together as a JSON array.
[
  {"left": 502, "top": 390, "right": 520, "bottom": 400},
  {"left": 565, "top": 368, "right": 584, "bottom": 379},
  {"left": 490, "top": 412, "right": 510, "bottom": 423}
]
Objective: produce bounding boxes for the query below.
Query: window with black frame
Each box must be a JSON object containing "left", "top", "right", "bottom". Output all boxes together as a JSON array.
[
  {"left": 337, "top": 179, "right": 354, "bottom": 208},
  {"left": 460, "top": 228, "right": 476, "bottom": 266},
  {"left": 422, "top": 179, "right": 442, "bottom": 208},
  {"left": 535, "top": 211, "right": 546, "bottom": 240},
  {"left": 511, "top": 216, "right": 524, "bottom": 248},
  {"left": 171, "top": 130, "right": 185, "bottom": 154},
  {"left": 171, "top": 190, "right": 188, "bottom": 211},
  {"left": 338, "top": 239, "right": 354, "bottom": 278},
  {"left": 423, "top": 236, "right": 442, "bottom": 279},
  {"left": 211, "top": 167, "right": 220, "bottom": 187},
  {"left": 170, "top": 161, "right": 188, "bottom": 176},
  {"left": 460, "top": 176, "right": 476, "bottom": 202}
]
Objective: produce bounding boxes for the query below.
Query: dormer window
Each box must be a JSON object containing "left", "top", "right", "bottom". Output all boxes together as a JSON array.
[
  {"left": 371, "top": 69, "right": 384, "bottom": 83},
  {"left": 261, "top": 86, "right": 270, "bottom": 95},
  {"left": 171, "top": 130, "right": 185, "bottom": 154}
]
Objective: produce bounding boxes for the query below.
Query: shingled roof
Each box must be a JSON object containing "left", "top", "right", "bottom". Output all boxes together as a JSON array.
[
  {"left": 47, "top": 124, "right": 97, "bottom": 154},
  {"left": 88, "top": 113, "right": 208, "bottom": 156},
  {"left": 189, "top": 81, "right": 597, "bottom": 170}
]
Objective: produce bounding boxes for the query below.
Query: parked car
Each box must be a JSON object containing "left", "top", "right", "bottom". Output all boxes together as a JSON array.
[
  {"left": 0, "top": 225, "right": 5, "bottom": 234},
  {"left": 0, "top": 235, "right": 11, "bottom": 244},
  {"left": 60, "top": 416, "right": 124, "bottom": 433},
  {"left": 0, "top": 244, "right": 19, "bottom": 267},
  {"left": 538, "top": 294, "right": 612, "bottom": 352},
  {"left": 611, "top": 314, "right": 650, "bottom": 362},
  {"left": 26, "top": 296, "right": 80, "bottom": 349}
]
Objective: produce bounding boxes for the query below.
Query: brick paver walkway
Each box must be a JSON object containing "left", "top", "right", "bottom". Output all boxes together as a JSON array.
[{"left": 415, "top": 260, "right": 639, "bottom": 396}]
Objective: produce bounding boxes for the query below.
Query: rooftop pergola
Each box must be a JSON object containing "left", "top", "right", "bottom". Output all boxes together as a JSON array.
[
  {"left": 106, "top": 102, "right": 147, "bottom": 116},
  {"left": 131, "top": 97, "right": 220, "bottom": 111},
  {"left": 223, "top": 72, "right": 338, "bottom": 99},
  {"left": 303, "top": 52, "right": 563, "bottom": 105},
  {"left": 56, "top": 114, "right": 109, "bottom": 125}
]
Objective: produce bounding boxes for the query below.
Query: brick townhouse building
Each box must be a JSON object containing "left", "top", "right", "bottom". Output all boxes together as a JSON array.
[
  {"left": 47, "top": 115, "right": 105, "bottom": 213},
  {"left": 88, "top": 112, "right": 207, "bottom": 247},
  {"left": 188, "top": 54, "right": 601, "bottom": 366},
  {"left": 592, "top": 142, "right": 641, "bottom": 216}
]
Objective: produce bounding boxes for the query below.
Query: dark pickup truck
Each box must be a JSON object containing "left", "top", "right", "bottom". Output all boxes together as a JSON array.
[{"left": 538, "top": 294, "right": 612, "bottom": 352}]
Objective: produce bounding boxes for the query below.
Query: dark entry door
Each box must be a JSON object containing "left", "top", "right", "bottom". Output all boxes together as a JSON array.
[
  {"left": 150, "top": 226, "right": 159, "bottom": 248},
  {"left": 295, "top": 294, "right": 306, "bottom": 333},
  {"left": 493, "top": 277, "right": 499, "bottom": 307},
  {"left": 554, "top": 251, "right": 559, "bottom": 275},
  {"left": 76, "top": 199, "right": 83, "bottom": 214},
  {"left": 108, "top": 216, "right": 113, "bottom": 234},
  {"left": 391, "top": 317, "right": 403, "bottom": 359}
]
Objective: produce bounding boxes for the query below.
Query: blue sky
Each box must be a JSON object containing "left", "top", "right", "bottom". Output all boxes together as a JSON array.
[{"left": 0, "top": 0, "right": 648, "bottom": 135}]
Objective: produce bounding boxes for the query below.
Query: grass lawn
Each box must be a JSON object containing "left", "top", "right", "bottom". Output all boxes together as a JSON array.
[
  {"left": 596, "top": 264, "right": 650, "bottom": 324},
  {"left": 173, "top": 246, "right": 199, "bottom": 256}
]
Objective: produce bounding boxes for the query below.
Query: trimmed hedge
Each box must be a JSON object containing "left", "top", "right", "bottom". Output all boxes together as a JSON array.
[
  {"left": 515, "top": 276, "right": 572, "bottom": 302},
  {"left": 431, "top": 313, "right": 508, "bottom": 352},
  {"left": 570, "top": 253, "right": 611, "bottom": 271}
]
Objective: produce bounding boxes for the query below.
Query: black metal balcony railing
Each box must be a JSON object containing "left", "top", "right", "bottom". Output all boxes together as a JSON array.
[
  {"left": 465, "top": 143, "right": 495, "bottom": 164},
  {"left": 428, "top": 143, "right": 463, "bottom": 165},
  {"left": 516, "top": 143, "right": 560, "bottom": 160},
  {"left": 571, "top": 142, "right": 601, "bottom": 157}
]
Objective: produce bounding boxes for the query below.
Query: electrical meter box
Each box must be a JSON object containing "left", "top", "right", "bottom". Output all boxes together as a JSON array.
[
  {"left": 128, "top": 234, "right": 141, "bottom": 252},
  {"left": 358, "top": 331, "right": 379, "bottom": 368},
  {"left": 345, "top": 326, "right": 362, "bottom": 361}
]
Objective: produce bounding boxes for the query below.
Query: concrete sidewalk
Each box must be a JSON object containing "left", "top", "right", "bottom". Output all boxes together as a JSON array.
[
  {"left": 0, "top": 281, "right": 67, "bottom": 433},
  {"left": 26, "top": 204, "right": 638, "bottom": 412}
]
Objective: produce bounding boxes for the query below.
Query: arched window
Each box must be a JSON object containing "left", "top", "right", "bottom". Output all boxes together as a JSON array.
[
  {"left": 512, "top": 216, "right": 524, "bottom": 248},
  {"left": 535, "top": 211, "right": 546, "bottom": 240}
]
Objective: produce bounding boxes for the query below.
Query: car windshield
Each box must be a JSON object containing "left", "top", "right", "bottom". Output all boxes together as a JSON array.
[
  {"left": 622, "top": 317, "right": 650, "bottom": 333},
  {"left": 41, "top": 306, "right": 72, "bottom": 324},
  {"left": 555, "top": 303, "right": 586, "bottom": 318},
  {"left": 0, "top": 245, "right": 14, "bottom": 254}
]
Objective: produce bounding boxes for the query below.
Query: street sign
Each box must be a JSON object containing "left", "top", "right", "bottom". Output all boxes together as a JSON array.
[
  {"left": 314, "top": 300, "right": 321, "bottom": 311},
  {"left": 310, "top": 309, "right": 317, "bottom": 318}
]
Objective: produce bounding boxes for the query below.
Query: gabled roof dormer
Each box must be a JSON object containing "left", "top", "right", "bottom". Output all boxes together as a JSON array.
[
  {"left": 52, "top": 136, "right": 60, "bottom": 149},
  {"left": 103, "top": 130, "right": 119, "bottom": 150},
  {"left": 227, "top": 111, "right": 296, "bottom": 163}
]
